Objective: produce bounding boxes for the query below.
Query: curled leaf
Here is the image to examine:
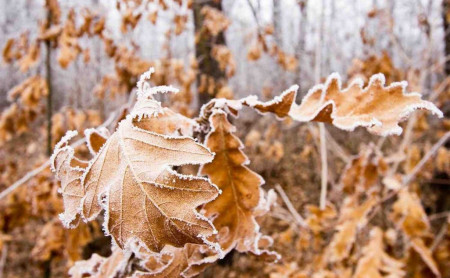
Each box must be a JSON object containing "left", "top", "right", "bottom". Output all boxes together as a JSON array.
[
  {"left": 51, "top": 130, "right": 88, "bottom": 228},
  {"left": 85, "top": 127, "right": 109, "bottom": 155},
  {"left": 243, "top": 73, "right": 442, "bottom": 136}
]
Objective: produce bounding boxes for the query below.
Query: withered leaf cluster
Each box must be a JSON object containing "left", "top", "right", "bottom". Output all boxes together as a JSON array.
[{"left": 48, "top": 68, "right": 444, "bottom": 277}]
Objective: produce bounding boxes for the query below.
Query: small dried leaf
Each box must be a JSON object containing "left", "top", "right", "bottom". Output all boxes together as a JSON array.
[
  {"left": 390, "top": 189, "right": 430, "bottom": 238},
  {"left": 200, "top": 110, "right": 278, "bottom": 258},
  {"left": 340, "top": 145, "right": 387, "bottom": 194},
  {"left": 243, "top": 85, "right": 298, "bottom": 119},
  {"left": 51, "top": 131, "right": 88, "bottom": 227},
  {"left": 69, "top": 248, "right": 131, "bottom": 278},
  {"left": 327, "top": 196, "right": 377, "bottom": 262},
  {"left": 353, "top": 227, "right": 405, "bottom": 278},
  {"left": 133, "top": 244, "right": 216, "bottom": 278}
]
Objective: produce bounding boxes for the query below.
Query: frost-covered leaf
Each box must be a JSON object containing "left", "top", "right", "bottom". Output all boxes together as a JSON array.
[
  {"left": 132, "top": 244, "right": 216, "bottom": 278},
  {"left": 83, "top": 112, "right": 217, "bottom": 251},
  {"left": 51, "top": 131, "right": 88, "bottom": 227},
  {"left": 69, "top": 248, "right": 131, "bottom": 278},
  {"left": 85, "top": 128, "right": 109, "bottom": 155},
  {"left": 53, "top": 69, "right": 220, "bottom": 253},
  {"left": 200, "top": 110, "right": 278, "bottom": 258},
  {"left": 243, "top": 73, "right": 442, "bottom": 136},
  {"left": 242, "top": 85, "right": 298, "bottom": 119}
]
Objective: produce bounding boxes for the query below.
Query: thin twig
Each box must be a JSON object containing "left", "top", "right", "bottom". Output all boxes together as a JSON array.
[
  {"left": 431, "top": 218, "right": 449, "bottom": 252},
  {"left": 274, "top": 184, "right": 307, "bottom": 228},
  {"left": 324, "top": 129, "right": 350, "bottom": 163},
  {"left": 429, "top": 211, "right": 450, "bottom": 221},
  {"left": 0, "top": 244, "right": 7, "bottom": 278},
  {"left": 0, "top": 160, "right": 51, "bottom": 201},
  {"left": 380, "top": 131, "right": 450, "bottom": 205},
  {"left": 402, "top": 131, "right": 450, "bottom": 185},
  {"left": 319, "top": 123, "right": 328, "bottom": 210},
  {"left": 0, "top": 111, "right": 118, "bottom": 201},
  {"left": 388, "top": 114, "right": 417, "bottom": 176}
]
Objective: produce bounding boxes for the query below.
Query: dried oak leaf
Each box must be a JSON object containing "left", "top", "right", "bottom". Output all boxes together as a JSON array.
[
  {"left": 390, "top": 188, "right": 430, "bottom": 238},
  {"left": 243, "top": 74, "right": 442, "bottom": 136},
  {"left": 327, "top": 196, "right": 377, "bottom": 262},
  {"left": 200, "top": 110, "right": 279, "bottom": 259},
  {"left": 353, "top": 227, "right": 405, "bottom": 278},
  {"left": 390, "top": 189, "right": 441, "bottom": 277},
  {"left": 340, "top": 144, "right": 387, "bottom": 194},
  {"left": 74, "top": 71, "right": 219, "bottom": 253}
]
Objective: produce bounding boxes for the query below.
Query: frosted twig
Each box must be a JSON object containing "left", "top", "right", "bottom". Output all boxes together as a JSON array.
[
  {"left": 319, "top": 123, "right": 328, "bottom": 211},
  {"left": 0, "top": 111, "right": 118, "bottom": 201},
  {"left": 274, "top": 184, "right": 307, "bottom": 228},
  {"left": 316, "top": 0, "right": 327, "bottom": 211}
]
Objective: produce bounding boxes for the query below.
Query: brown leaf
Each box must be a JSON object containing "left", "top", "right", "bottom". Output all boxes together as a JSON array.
[
  {"left": 132, "top": 244, "right": 216, "bottom": 278},
  {"left": 200, "top": 110, "right": 278, "bottom": 258},
  {"left": 327, "top": 196, "right": 377, "bottom": 262},
  {"left": 51, "top": 131, "right": 88, "bottom": 227},
  {"left": 242, "top": 85, "right": 298, "bottom": 118},
  {"left": 244, "top": 74, "right": 442, "bottom": 136},
  {"left": 340, "top": 145, "right": 387, "bottom": 194},
  {"left": 2, "top": 38, "right": 15, "bottom": 63},
  {"left": 69, "top": 248, "right": 131, "bottom": 278},
  {"left": 390, "top": 189, "right": 430, "bottom": 238},
  {"left": 390, "top": 189, "right": 440, "bottom": 277},
  {"left": 58, "top": 71, "right": 220, "bottom": 253},
  {"left": 32, "top": 217, "right": 93, "bottom": 264},
  {"left": 290, "top": 74, "right": 443, "bottom": 136},
  {"left": 353, "top": 227, "right": 405, "bottom": 278},
  {"left": 84, "top": 128, "right": 109, "bottom": 155},
  {"left": 200, "top": 7, "right": 230, "bottom": 36}
]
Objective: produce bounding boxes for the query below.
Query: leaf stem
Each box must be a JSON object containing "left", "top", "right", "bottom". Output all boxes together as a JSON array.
[{"left": 319, "top": 123, "right": 328, "bottom": 210}]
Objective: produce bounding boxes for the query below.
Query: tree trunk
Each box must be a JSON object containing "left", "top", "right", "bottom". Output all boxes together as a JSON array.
[
  {"left": 193, "top": 0, "right": 227, "bottom": 107},
  {"left": 443, "top": 0, "right": 450, "bottom": 75}
]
